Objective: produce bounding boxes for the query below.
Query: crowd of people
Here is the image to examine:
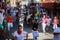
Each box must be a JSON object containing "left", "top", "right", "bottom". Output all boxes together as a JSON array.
[{"left": 0, "top": 4, "right": 60, "bottom": 40}]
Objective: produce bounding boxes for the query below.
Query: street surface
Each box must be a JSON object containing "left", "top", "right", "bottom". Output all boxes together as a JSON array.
[
  {"left": 5, "top": 21, "right": 54, "bottom": 40},
  {"left": 4, "top": 14, "right": 54, "bottom": 40}
]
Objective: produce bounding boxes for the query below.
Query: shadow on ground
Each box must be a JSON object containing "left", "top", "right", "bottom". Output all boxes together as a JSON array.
[{"left": 43, "top": 39, "right": 52, "bottom": 40}]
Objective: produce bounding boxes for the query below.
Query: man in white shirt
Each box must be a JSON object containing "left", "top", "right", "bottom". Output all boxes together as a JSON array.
[
  {"left": 47, "top": 16, "right": 51, "bottom": 27},
  {"left": 12, "top": 25, "right": 28, "bottom": 40},
  {"left": 53, "top": 24, "right": 60, "bottom": 40}
]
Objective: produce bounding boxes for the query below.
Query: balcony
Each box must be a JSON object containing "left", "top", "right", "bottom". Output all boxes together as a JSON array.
[
  {"left": 42, "top": 0, "right": 55, "bottom": 3},
  {"left": 41, "top": 0, "right": 56, "bottom": 9},
  {"left": 42, "top": 3, "right": 54, "bottom": 9}
]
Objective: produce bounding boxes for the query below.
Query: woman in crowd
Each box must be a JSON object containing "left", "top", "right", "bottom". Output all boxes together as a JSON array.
[{"left": 53, "top": 16, "right": 58, "bottom": 30}]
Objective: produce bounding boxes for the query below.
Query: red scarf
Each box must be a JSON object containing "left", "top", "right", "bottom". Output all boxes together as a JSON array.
[
  {"left": 7, "top": 16, "right": 12, "bottom": 22},
  {"left": 17, "top": 31, "right": 22, "bottom": 35}
]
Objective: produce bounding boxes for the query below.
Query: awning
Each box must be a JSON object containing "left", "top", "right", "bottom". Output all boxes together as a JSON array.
[{"left": 42, "top": 3, "right": 54, "bottom": 9}]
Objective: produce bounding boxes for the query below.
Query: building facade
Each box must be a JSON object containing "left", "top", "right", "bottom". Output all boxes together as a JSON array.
[{"left": 40, "top": 0, "right": 60, "bottom": 18}]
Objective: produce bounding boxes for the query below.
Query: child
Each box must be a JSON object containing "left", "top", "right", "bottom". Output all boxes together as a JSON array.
[{"left": 32, "top": 20, "right": 39, "bottom": 40}]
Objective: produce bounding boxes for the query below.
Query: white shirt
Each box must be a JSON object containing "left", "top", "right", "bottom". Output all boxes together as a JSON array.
[
  {"left": 19, "top": 18, "right": 24, "bottom": 23},
  {"left": 47, "top": 18, "right": 51, "bottom": 25},
  {"left": 0, "top": 13, "right": 3, "bottom": 24},
  {"left": 13, "top": 31, "right": 27, "bottom": 40},
  {"left": 47, "top": 18, "right": 51, "bottom": 23},
  {"left": 27, "top": 15, "right": 31, "bottom": 20},
  {"left": 53, "top": 27, "right": 60, "bottom": 40}
]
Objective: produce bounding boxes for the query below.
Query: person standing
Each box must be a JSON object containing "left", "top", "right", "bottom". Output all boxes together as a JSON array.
[
  {"left": 42, "top": 15, "right": 47, "bottom": 32},
  {"left": 47, "top": 16, "right": 51, "bottom": 27},
  {"left": 12, "top": 25, "right": 28, "bottom": 40},
  {"left": 6, "top": 3, "right": 11, "bottom": 14},
  {"left": 19, "top": 14, "right": 25, "bottom": 30},
  {"left": 32, "top": 20, "right": 39, "bottom": 40},
  {"left": 2, "top": 14, "right": 7, "bottom": 30},
  {"left": 53, "top": 16, "right": 58, "bottom": 30},
  {"left": 7, "top": 14, "right": 13, "bottom": 31},
  {"left": 15, "top": 13, "right": 19, "bottom": 24},
  {"left": 18, "top": 8, "right": 21, "bottom": 15},
  {"left": 0, "top": 7, "right": 4, "bottom": 29},
  {"left": 34, "top": 12, "right": 39, "bottom": 20},
  {"left": 0, "top": 6, "right": 4, "bottom": 40}
]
